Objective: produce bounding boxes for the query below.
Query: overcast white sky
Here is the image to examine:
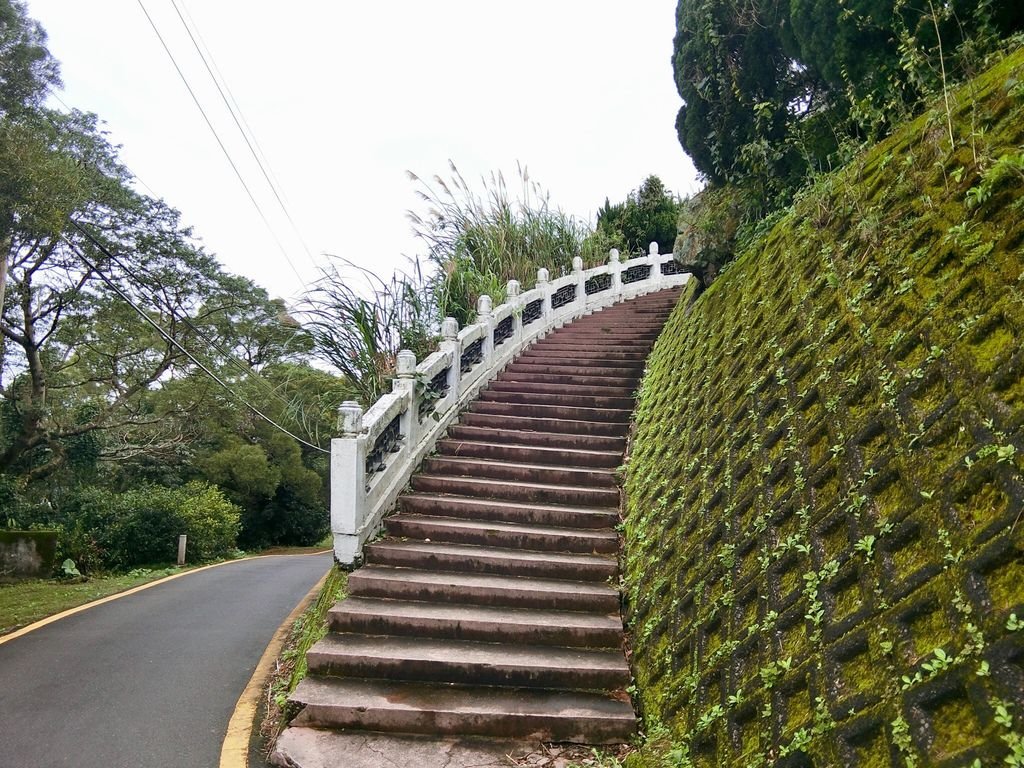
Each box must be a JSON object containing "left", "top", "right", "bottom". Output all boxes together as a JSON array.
[{"left": 26, "top": 0, "right": 699, "bottom": 306}]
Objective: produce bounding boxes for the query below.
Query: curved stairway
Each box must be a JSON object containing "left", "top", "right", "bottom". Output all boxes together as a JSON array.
[{"left": 287, "top": 288, "right": 682, "bottom": 746}]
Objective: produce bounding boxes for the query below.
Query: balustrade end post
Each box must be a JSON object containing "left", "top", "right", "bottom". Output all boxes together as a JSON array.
[{"left": 330, "top": 431, "right": 367, "bottom": 560}]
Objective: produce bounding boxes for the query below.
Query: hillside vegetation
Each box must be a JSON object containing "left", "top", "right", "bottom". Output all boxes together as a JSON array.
[{"left": 624, "top": 45, "right": 1024, "bottom": 767}]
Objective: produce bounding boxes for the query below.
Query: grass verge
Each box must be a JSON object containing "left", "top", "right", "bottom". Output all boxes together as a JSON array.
[
  {"left": 259, "top": 563, "right": 347, "bottom": 759},
  {"left": 0, "top": 566, "right": 188, "bottom": 635},
  {"left": 0, "top": 541, "right": 332, "bottom": 638}
]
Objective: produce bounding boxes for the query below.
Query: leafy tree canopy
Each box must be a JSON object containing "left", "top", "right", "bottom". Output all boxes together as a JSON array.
[
  {"left": 672, "top": 0, "right": 1024, "bottom": 204},
  {"left": 593, "top": 175, "right": 683, "bottom": 255}
]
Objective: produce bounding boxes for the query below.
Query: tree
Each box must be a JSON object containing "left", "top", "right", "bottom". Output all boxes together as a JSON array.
[
  {"left": 0, "top": 0, "right": 63, "bottom": 313},
  {"left": 0, "top": 107, "right": 265, "bottom": 485},
  {"left": 672, "top": 0, "right": 806, "bottom": 189},
  {"left": 672, "top": 0, "right": 1024, "bottom": 205},
  {"left": 0, "top": 0, "right": 59, "bottom": 116},
  {"left": 594, "top": 176, "right": 683, "bottom": 255}
]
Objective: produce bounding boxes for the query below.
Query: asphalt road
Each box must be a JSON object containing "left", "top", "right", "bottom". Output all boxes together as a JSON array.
[{"left": 0, "top": 553, "right": 332, "bottom": 768}]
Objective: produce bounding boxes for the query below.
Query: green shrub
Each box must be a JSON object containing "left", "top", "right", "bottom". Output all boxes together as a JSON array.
[
  {"left": 176, "top": 482, "right": 241, "bottom": 562},
  {"left": 51, "top": 482, "right": 240, "bottom": 570}
]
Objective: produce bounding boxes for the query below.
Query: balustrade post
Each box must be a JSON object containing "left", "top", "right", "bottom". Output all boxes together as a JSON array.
[
  {"left": 609, "top": 248, "right": 623, "bottom": 297},
  {"left": 477, "top": 294, "right": 495, "bottom": 368},
  {"left": 331, "top": 400, "right": 367, "bottom": 564},
  {"left": 572, "top": 256, "right": 585, "bottom": 313},
  {"left": 537, "top": 267, "right": 552, "bottom": 326},
  {"left": 506, "top": 279, "right": 523, "bottom": 347},
  {"left": 393, "top": 349, "right": 419, "bottom": 448},
  {"left": 649, "top": 242, "right": 661, "bottom": 287},
  {"left": 440, "top": 316, "right": 460, "bottom": 402}
]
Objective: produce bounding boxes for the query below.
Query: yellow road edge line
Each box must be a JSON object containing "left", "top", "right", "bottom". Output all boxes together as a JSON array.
[
  {"left": 219, "top": 567, "right": 332, "bottom": 768},
  {"left": 0, "top": 550, "right": 333, "bottom": 647}
]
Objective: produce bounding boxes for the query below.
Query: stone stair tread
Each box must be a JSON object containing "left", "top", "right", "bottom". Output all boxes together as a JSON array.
[
  {"left": 291, "top": 677, "right": 636, "bottom": 741},
  {"left": 350, "top": 565, "right": 618, "bottom": 598},
  {"left": 330, "top": 597, "right": 622, "bottom": 634},
  {"left": 386, "top": 513, "right": 618, "bottom": 541},
  {"left": 413, "top": 474, "right": 618, "bottom": 497},
  {"left": 400, "top": 493, "right": 615, "bottom": 517},
  {"left": 424, "top": 455, "right": 617, "bottom": 479},
  {"left": 439, "top": 437, "right": 622, "bottom": 460},
  {"left": 367, "top": 539, "right": 616, "bottom": 568},
  {"left": 309, "top": 633, "right": 629, "bottom": 674}
]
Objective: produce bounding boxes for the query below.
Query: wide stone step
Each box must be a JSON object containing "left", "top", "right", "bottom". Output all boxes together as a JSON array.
[
  {"left": 509, "top": 358, "right": 643, "bottom": 376},
  {"left": 291, "top": 677, "right": 636, "bottom": 743},
  {"left": 399, "top": 494, "right": 619, "bottom": 528},
  {"left": 477, "top": 390, "right": 636, "bottom": 410},
  {"left": 459, "top": 412, "right": 630, "bottom": 437},
  {"left": 385, "top": 514, "right": 619, "bottom": 554},
  {"left": 445, "top": 425, "right": 625, "bottom": 451},
  {"left": 504, "top": 362, "right": 644, "bottom": 380},
  {"left": 485, "top": 380, "right": 636, "bottom": 398},
  {"left": 328, "top": 597, "right": 623, "bottom": 647},
  {"left": 434, "top": 438, "right": 618, "bottom": 468},
  {"left": 519, "top": 347, "right": 648, "bottom": 361},
  {"left": 347, "top": 566, "right": 620, "bottom": 612},
  {"left": 306, "top": 634, "right": 630, "bottom": 690},
  {"left": 421, "top": 456, "right": 618, "bottom": 487},
  {"left": 470, "top": 401, "right": 634, "bottom": 423},
  {"left": 490, "top": 371, "right": 639, "bottom": 389},
  {"left": 410, "top": 475, "right": 620, "bottom": 507},
  {"left": 365, "top": 540, "right": 617, "bottom": 581}
]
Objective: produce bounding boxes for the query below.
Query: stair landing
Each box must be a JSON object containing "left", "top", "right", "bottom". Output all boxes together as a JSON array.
[{"left": 273, "top": 288, "right": 681, "bottom": 764}]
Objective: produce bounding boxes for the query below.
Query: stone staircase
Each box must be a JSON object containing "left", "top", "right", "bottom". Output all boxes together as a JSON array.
[{"left": 287, "top": 288, "right": 681, "bottom": 747}]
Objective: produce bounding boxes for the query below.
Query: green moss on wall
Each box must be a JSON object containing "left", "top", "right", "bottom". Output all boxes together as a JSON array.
[{"left": 624, "top": 45, "right": 1024, "bottom": 768}]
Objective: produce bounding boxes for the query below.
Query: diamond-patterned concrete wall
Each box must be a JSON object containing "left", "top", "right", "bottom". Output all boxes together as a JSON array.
[{"left": 624, "top": 47, "right": 1024, "bottom": 768}]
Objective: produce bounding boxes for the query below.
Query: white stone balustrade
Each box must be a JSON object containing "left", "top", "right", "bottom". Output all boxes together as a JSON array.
[{"left": 330, "top": 245, "right": 691, "bottom": 565}]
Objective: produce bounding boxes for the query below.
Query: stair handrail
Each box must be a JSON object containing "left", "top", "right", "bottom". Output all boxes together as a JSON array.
[{"left": 330, "top": 244, "right": 691, "bottom": 565}]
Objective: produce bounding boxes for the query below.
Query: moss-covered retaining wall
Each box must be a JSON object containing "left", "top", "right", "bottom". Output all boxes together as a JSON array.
[
  {"left": 623, "top": 47, "right": 1024, "bottom": 767},
  {"left": 0, "top": 530, "right": 58, "bottom": 579}
]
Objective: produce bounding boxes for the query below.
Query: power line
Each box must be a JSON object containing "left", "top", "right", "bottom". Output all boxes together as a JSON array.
[
  {"left": 63, "top": 224, "right": 329, "bottom": 454},
  {"left": 38, "top": 99, "right": 323, "bottom": 432},
  {"left": 68, "top": 217, "right": 320, "bottom": 436},
  {"left": 133, "top": 0, "right": 308, "bottom": 288},
  {"left": 169, "top": 0, "right": 321, "bottom": 271}
]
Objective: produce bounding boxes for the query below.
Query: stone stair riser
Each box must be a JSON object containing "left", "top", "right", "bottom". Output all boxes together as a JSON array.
[
  {"left": 409, "top": 475, "right": 620, "bottom": 507},
  {"left": 469, "top": 401, "right": 634, "bottom": 423},
  {"left": 328, "top": 605, "right": 622, "bottom": 647},
  {"left": 347, "top": 574, "right": 620, "bottom": 612},
  {"left": 384, "top": 515, "right": 619, "bottom": 554},
  {"left": 398, "top": 494, "right": 619, "bottom": 528},
  {"left": 291, "top": 698, "right": 636, "bottom": 744},
  {"left": 436, "top": 438, "right": 623, "bottom": 467},
  {"left": 306, "top": 649, "right": 629, "bottom": 691},
  {"left": 364, "top": 543, "right": 618, "bottom": 581},
  {"left": 421, "top": 457, "right": 618, "bottom": 487},
  {"left": 477, "top": 391, "right": 636, "bottom": 409}
]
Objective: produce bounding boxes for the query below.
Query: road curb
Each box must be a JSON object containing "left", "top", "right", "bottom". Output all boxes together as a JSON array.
[{"left": 219, "top": 567, "right": 332, "bottom": 768}]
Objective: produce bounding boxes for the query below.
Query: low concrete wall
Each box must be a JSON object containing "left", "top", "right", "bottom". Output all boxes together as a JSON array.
[{"left": 0, "top": 530, "right": 58, "bottom": 578}]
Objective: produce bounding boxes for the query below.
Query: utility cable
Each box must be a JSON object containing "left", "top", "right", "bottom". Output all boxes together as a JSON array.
[
  {"left": 134, "top": 0, "right": 308, "bottom": 287},
  {"left": 62, "top": 229, "right": 329, "bottom": 454},
  {"left": 68, "top": 218, "right": 318, "bottom": 428},
  {"left": 37, "top": 99, "right": 318, "bottom": 424},
  {"left": 169, "top": 0, "right": 321, "bottom": 271}
]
